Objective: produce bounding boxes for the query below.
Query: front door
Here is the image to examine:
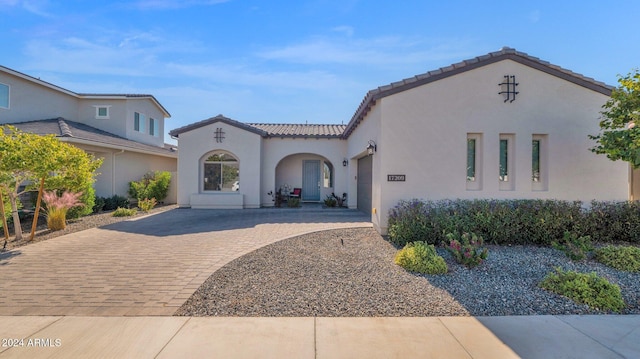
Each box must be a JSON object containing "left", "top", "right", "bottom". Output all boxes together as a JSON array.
[{"left": 302, "top": 160, "right": 321, "bottom": 201}]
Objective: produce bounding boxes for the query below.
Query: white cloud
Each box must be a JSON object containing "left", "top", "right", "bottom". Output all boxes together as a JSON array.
[
  {"left": 258, "top": 36, "right": 472, "bottom": 67},
  {"left": 0, "top": 0, "right": 52, "bottom": 17},
  {"left": 129, "top": 0, "right": 230, "bottom": 10},
  {"left": 332, "top": 25, "right": 354, "bottom": 37}
]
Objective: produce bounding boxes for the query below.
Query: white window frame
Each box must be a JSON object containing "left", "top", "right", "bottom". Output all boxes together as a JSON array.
[
  {"left": 149, "top": 118, "right": 160, "bottom": 137},
  {"left": 202, "top": 151, "right": 240, "bottom": 192},
  {"left": 466, "top": 133, "right": 483, "bottom": 190},
  {"left": 0, "top": 82, "right": 9, "bottom": 109},
  {"left": 134, "top": 112, "right": 146, "bottom": 133},
  {"left": 499, "top": 134, "right": 515, "bottom": 191},
  {"left": 94, "top": 105, "right": 111, "bottom": 119}
]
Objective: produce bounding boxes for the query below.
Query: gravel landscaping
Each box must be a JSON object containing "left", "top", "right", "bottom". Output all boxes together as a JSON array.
[{"left": 176, "top": 227, "right": 640, "bottom": 317}]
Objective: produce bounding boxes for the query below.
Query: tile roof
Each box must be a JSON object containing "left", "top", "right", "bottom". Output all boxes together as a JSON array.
[
  {"left": 248, "top": 123, "right": 346, "bottom": 137},
  {"left": 5, "top": 118, "right": 177, "bottom": 157},
  {"left": 168, "top": 114, "right": 345, "bottom": 139},
  {"left": 342, "top": 47, "right": 614, "bottom": 137}
]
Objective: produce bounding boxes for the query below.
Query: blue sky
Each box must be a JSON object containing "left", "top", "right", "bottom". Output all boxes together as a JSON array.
[{"left": 1, "top": 0, "right": 639, "bottom": 139}]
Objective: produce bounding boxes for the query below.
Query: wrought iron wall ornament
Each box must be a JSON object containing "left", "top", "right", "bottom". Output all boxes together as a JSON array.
[
  {"left": 498, "top": 75, "right": 519, "bottom": 103},
  {"left": 214, "top": 127, "right": 225, "bottom": 143}
]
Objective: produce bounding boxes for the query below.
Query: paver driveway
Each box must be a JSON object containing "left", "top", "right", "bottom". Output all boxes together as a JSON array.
[{"left": 0, "top": 207, "right": 371, "bottom": 316}]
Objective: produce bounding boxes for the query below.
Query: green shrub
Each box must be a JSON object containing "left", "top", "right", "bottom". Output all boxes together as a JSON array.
[
  {"left": 539, "top": 268, "right": 625, "bottom": 312},
  {"left": 138, "top": 198, "right": 157, "bottom": 212},
  {"left": 394, "top": 241, "right": 448, "bottom": 274},
  {"left": 446, "top": 232, "right": 488, "bottom": 268},
  {"left": 388, "top": 199, "right": 434, "bottom": 246},
  {"left": 103, "top": 195, "right": 130, "bottom": 211},
  {"left": 67, "top": 185, "right": 95, "bottom": 219},
  {"left": 552, "top": 231, "right": 593, "bottom": 261},
  {"left": 93, "top": 196, "right": 106, "bottom": 213},
  {"left": 287, "top": 197, "right": 300, "bottom": 208},
  {"left": 584, "top": 201, "right": 640, "bottom": 244},
  {"left": 129, "top": 171, "right": 172, "bottom": 203},
  {"left": 594, "top": 246, "right": 640, "bottom": 272},
  {"left": 324, "top": 195, "right": 337, "bottom": 207},
  {"left": 112, "top": 207, "right": 137, "bottom": 217}
]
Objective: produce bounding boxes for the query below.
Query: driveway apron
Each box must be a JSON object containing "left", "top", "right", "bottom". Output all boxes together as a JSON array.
[{"left": 0, "top": 208, "right": 371, "bottom": 316}]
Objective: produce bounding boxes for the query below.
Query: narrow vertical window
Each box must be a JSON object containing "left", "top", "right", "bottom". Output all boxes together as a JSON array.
[
  {"left": 134, "top": 112, "right": 140, "bottom": 131},
  {"left": 466, "top": 133, "right": 482, "bottom": 190},
  {"left": 532, "top": 134, "right": 548, "bottom": 191},
  {"left": 499, "top": 139, "right": 508, "bottom": 181},
  {"left": 149, "top": 118, "right": 155, "bottom": 136},
  {"left": 0, "top": 83, "right": 9, "bottom": 109},
  {"left": 532, "top": 139, "right": 540, "bottom": 182},
  {"left": 499, "top": 134, "right": 515, "bottom": 191},
  {"left": 134, "top": 112, "right": 145, "bottom": 132},
  {"left": 467, "top": 139, "right": 476, "bottom": 181}
]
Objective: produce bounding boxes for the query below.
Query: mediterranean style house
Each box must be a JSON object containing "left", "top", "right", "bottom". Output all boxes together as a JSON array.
[
  {"left": 0, "top": 65, "right": 177, "bottom": 203},
  {"left": 170, "top": 47, "right": 635, "bottom": 234}
]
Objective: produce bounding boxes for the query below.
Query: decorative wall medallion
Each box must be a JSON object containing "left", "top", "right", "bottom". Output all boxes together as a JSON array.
[
  {"left": 214, "top": 127, "right": 225, "bottom": 143},
  {"left": 498, "top": 75, "right": 519, "bottom": 103}
]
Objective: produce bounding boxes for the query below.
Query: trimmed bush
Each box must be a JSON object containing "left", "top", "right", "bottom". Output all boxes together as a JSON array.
[
  {"left": 388, "top": 199, "right": 434, "bottom": 246},
  {"left": 446, "top": 232, "right": 488, "bottom": 268},
  {"left": 394, "top": 241, "right": 448, "bottom": 274},
  {"left": 539, "top": 268, "right": 625, "bottom": 312},
  {"left": 595, "top": 246, "right": 640, "bottom": 272},
  {"left": 112, "top": 207, "right": 137, "bottom": 217},
  {"left": 552, "top": 232, "right": 593, "bottom": 261},
  {"left": 388, "top": 199, "right": 640, "bottom": 246}
]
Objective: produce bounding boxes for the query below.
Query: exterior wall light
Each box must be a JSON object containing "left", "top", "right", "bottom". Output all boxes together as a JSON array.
[
  {"left": 366, "top": 140, "right": 377, "bottom": 156},
  {"left": 342, "top": 158, "right": 348, "bottom": 167}
]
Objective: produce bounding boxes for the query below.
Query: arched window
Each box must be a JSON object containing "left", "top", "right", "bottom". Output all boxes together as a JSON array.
[{"left": 203, "top": 152, "right": 239, "bottom": 191}]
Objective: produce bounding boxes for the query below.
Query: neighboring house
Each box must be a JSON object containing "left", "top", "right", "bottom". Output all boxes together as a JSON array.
[
  {"left": 171, "top": 47, "right": 632, "bottom": 234},
  {"left": 0, "top": 65, "right": 177, "bottom": 203}
]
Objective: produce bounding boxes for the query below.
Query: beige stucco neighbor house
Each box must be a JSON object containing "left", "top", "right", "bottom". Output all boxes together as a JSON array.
[
  {"left": 170, "top": 47, "right": 633, "bottom": 234},
  {"left": 0, "top": 65, "right": 177, "bottom": 203}
]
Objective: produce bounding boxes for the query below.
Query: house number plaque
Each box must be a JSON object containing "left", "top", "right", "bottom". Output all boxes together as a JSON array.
[{"left": 387, "top": 174, "right": 406, "bottom": 182}]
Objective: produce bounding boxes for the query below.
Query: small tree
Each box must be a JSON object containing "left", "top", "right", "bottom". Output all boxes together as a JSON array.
[
  {"left": 0, "top": 126, "right": 102, "bottom": 240},
  {"left": 590, "top": 69, "right": 640, "bottom": 168}
]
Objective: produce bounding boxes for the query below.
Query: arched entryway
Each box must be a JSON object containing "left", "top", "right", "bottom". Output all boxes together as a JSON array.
[{"left": 276, "top": 153, "right": 335, "bottom": 202}]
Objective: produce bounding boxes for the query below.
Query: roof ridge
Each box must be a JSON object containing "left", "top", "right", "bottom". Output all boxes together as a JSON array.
[{"left": 57, "top": 117, "right": 73, "bottom": 137}]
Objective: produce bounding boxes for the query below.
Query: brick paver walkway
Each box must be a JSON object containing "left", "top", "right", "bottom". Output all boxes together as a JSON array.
[{"left": 0, "top": 207, "right": 371, "bottom": 316}]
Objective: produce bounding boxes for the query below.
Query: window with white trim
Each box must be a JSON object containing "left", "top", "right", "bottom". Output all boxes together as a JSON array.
[
  {"left": 134, "top": 112, "right": 146, "bottom": 132},
  {"left": 499, "top": 134, "right": 515, "bottom": 190},
  {"left": 203, "top": 152, "right": 239, "bottom": 191},
  {"left": 0, "top": 83, "right": 9, "bottom": 109},
  {"left": 94, "top": 105, "right": 111, "bottom": 119},
  {"left": 532, "top": 134, "right": 548, "bottom": 191},
  {"left": 149, "top": 118, "right": 159, "bottom": 137},
  {"left": 466, "top": 133, "right": 482, "bottom": 190}
]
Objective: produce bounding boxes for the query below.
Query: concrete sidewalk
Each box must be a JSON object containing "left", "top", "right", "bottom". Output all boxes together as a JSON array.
[{"left": 0, "top": 315, "right": 638, "bottom": 358}]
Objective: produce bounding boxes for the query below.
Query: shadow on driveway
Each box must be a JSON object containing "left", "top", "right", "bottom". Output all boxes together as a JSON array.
[
  {"left": 99, "top": 207, "right": 371, "bottom": 237},
  {"left": 0, "top": 249, "right": 21, "bottom": 265}
]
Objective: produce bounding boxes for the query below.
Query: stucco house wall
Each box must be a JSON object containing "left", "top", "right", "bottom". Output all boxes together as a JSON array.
[
  {"left": 367, "top": 59, "right": 628, "bottom": 234},
  {"left": 0, "top": 70, "right": 78, "bottom": 121},
  {"left": 261, "top": 137, "right": 348, "bottom": 207},
  {"left": 175, "top": 120, "right": 262, "bottom": 209}
]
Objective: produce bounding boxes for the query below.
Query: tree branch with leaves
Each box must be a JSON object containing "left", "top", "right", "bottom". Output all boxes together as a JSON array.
[{"left": 590, "top": 69, "right": 640, "bottom": 168}]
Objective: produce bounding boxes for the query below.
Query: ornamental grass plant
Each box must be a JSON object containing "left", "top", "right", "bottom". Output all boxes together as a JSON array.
[{"left": 42, "top": 191, "right": 83, "bottom": 231}]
